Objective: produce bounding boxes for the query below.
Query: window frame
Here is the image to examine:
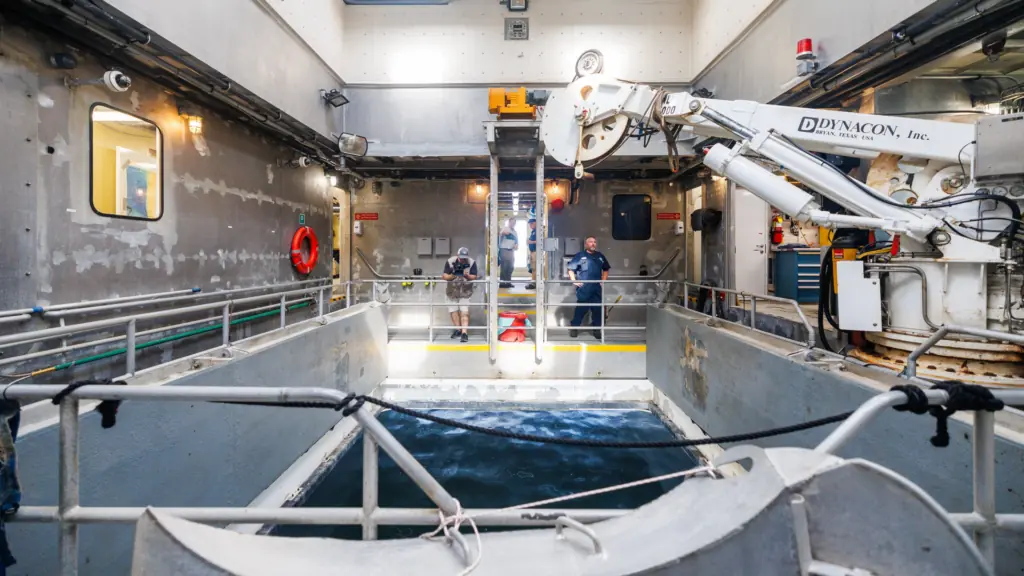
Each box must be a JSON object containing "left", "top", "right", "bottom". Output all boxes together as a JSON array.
[
  {"left": 88, "top": 102, "right": 165, "bottom": 222},
  {"left": 611, "top": 193, "right": 653, "bottom": 241}
]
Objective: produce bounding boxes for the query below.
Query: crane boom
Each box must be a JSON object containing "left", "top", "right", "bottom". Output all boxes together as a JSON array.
[{"left": 539, "top": 74, "right": 1004, "bottom": 263}]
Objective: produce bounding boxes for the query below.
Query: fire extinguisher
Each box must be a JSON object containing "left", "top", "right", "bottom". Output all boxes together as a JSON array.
[{"left": 771, "top": 215, "right": 784, "bottom": 245}]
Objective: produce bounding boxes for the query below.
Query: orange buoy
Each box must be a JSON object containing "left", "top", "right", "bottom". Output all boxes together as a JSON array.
[{"left": 290, "top": 226, "right": 319, "bottom": 275}]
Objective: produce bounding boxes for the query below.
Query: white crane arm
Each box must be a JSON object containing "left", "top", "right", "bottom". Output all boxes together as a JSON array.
[
  {"left": 540, "top": 74, "right": 1002, "bottom": 262},
  {"left": 660, "top": 93, "right": 975, "bottom": 164}
]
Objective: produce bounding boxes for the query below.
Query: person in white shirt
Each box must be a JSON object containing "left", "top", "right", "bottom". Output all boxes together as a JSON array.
[{"left": 498, "top": 216, "right": 518, "bottom": 288}]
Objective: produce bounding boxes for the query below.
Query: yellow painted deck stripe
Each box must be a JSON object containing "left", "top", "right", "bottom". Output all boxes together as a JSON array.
[
  {"left": 547, "top": 344, "right": 646, "bottom": 353},
  {"left": 417, "top": 344, "right": 489, "bottom": 351},
  {"left": 390, "top": 342, "right": 645, "bottom": 353}
]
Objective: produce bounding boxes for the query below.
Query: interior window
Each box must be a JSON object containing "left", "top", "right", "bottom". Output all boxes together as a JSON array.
[
  {"left": 90, "top": 104, "right": 163, "bottom": 220},
  {"left": 612, "top": 194, "right": 652, "bottom": 241}
]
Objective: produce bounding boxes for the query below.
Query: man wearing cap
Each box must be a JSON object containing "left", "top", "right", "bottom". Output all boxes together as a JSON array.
[
  {"left": 442, "top": 247, "right": 478, "bottom": 343},
  {"left": 567, "top": 236, "right": 611, "bottom": 339},
  {"left": 526, "top": 207, "right": 538, "bottom": 290}
]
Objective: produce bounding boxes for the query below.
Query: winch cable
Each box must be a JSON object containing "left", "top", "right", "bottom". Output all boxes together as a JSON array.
[
  {"left": 44, "top": 382, "right": 1012, "bottom": 448},
  {"left": 205, "top": 393, "right": 854, "bottom": 449}
]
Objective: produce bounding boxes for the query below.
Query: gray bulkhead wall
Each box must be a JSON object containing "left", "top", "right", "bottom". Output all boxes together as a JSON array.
[
  {"left": 0, "top": 25, "right": 334, "bottom": 308},
  {"left": 341, "top": 86, "right": 681, "bottom": 158},
  {"left": 0, "top": 24, "right": 334, "bottom": 377},
  {"left": 546, "top": 181, "right": 685, "bottom": 326},
  {"left": 350, "top": 180, "right": 684, "bottom": 328},
  {"left": 693, "top": 0, "right": 935, "bottom": 102},
  {"left": 350, "top": 180, "right": 488, "bottom": 329},
  {"left": 646, "top": 306, "right": 1024, "bottom": 573},
  {"left": 100, "top": 0, "right": 344, "bottom": 138}
]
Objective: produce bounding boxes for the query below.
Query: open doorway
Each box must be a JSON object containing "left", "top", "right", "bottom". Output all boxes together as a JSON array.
[{"left": 497, "top": 195, "right": 535, "bottom": 280}]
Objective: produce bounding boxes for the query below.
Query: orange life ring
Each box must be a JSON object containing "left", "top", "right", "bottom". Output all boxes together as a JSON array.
[{"left": 290, "top": 226, "right": 319, "bottom": 275}]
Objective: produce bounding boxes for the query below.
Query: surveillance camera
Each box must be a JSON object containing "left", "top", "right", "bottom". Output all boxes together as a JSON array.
[{"left": 103, "top": 70, "right": 131, "bottom": 92}]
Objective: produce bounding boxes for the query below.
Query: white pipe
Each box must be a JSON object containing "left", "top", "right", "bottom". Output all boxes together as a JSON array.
[
  {"left": 704, "top": 144, "right": 818, "bottom": 218},
  {"left": 752, "top": 135, "right": 938, "bottom": 238},
  {"left": 806, "top": 211, "right": 900, "bottom": 231}
]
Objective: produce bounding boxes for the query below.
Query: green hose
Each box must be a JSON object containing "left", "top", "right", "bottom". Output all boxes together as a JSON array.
[{"left": 49, "top": 302, "right": 312, "bottom": 372}]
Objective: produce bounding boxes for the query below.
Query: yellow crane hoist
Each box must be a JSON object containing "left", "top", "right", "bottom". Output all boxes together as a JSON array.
[{"left": 487, "top": 88, "right": 549, "bottom": 120}]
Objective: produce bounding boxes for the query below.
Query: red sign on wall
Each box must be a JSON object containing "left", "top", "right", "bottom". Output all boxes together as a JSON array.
[
  {"left": 354, "top": 213, "right": 379, "bottom": 221},
  {"left": 657, "top": 212, "right": 682, "bottom": 220}
]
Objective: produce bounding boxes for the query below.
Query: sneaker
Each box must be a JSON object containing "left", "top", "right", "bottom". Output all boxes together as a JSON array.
[
  {"left": 592, "top": 330, "right": 602, "bottom": 339},
  {"left": 500, "top": 282, "right": 513, "bottom": 288},
  {"left": 460, "top": 333, "right": 469, "bottom": 343},
  {"left": 450, "top": 330, "right": 460, "bottom": 339},
  {"left": 525, "top": 283, "right": 536, "bottom": 290},
  {"left": 569, "top": 329, "right": 578, "bottom": 338}
]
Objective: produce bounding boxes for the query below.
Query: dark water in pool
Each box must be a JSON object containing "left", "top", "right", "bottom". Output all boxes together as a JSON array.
[{"left": 275, "top": 409, "right": 698, "bottom": 540}]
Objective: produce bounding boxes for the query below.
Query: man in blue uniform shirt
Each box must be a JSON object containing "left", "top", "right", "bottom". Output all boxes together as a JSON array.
[{"left": 567, "top": 236, "right": 611, "bottom": 338}]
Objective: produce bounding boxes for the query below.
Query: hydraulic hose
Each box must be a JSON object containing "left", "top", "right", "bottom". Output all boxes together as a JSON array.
[{"left": 817, "top": 257, "right": 837, "bottom": 353}]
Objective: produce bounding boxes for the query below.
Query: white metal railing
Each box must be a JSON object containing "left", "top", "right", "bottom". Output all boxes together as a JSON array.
[
  {"left": 344, "top": 279, "right": 502, "bottom": 343},
  {"left": 39, "top": 279, "right": 328, "bottom": 320},
  {"left": 343, "top": 277, "right": 673, "bottom": 347},
  {"left": 346, "top": 276, "right": 679, "bottom": 336},
  {"left": 680, "top": 282, "right": 816, "bottom": 348},
  {"left": 0, "top": 279, "right": 332, "bottom": 379},
  {"left": 2, "top": 384, "right": 622, "bottom": 575},
  {"left": 0, "top": 287, "right": 202, "bottom": 321},
  {"left": 816, "top": 387, "right": 1024, "bottom": 571},
  {"left": 4, "top": 384, "right": 1022, "bottom": 574},
  {"left": 541, "top": 279, "right": 673, "bottom": 344}
]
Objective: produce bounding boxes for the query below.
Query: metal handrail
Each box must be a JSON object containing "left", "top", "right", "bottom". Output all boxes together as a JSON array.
[
  {"left": 356, "top": 248, "right": 452, "bottom": 280},
  {"left": 1, "top": 384, "right": 462, "bottom": 576},
  {"left": 0, "top": 315, "right": 32, "bottom": 326},
  {"left": 680, "top": 282, "right": 816, "bottom": 348},
  {"left": 607, "top": 249, "right": 681, "bottom": 280},
  {"left": 345, "top": 277, "right": 676, "bottom": 345},
  {"left": 42, "top": 278, "right": 330, "bottom": 319},
  {"left": 0, "top": 286, "right": 332, "bottom": 378},
  {"left": 0, "top": 287, "right": 200, "bottom": 319},
  {"left": 8, "top": 384, "right": 1024, "bottom": 574},
  {"left": 0, "top": 297, "right": 313, "bottom": 369},
  {"left": 0, "top": 286, "right": 329, "bottom": 349},
  {"left": 815, "top": 387, "right": 1024, "bottom": 571}
]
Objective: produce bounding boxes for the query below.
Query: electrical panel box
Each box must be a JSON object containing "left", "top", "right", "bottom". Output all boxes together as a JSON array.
[
  {"left": 835, "top": 261, "right": 883, "bottom": 332},
  {"left": 416, "top": 238, "right": 433, "bottom": 256},
  {"left": 544, "top": 237, "right": 560, "bottom": 252},
  {"left": 434, "top": 237, "right": 451, "bottom": 256},
  {"left": 504, "top": 18, "right": 529, "bottom": 40},
  {"left": 564, "top": 237, "right": 581, "bottom": 256},
  {"left": 975, "top": 113, "right": 1024, "bottom": 183}
]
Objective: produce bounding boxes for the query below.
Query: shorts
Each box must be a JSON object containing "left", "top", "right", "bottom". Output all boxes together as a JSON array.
[{"left": 447, "top": 297, "right": 470, "bottom": 313}]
